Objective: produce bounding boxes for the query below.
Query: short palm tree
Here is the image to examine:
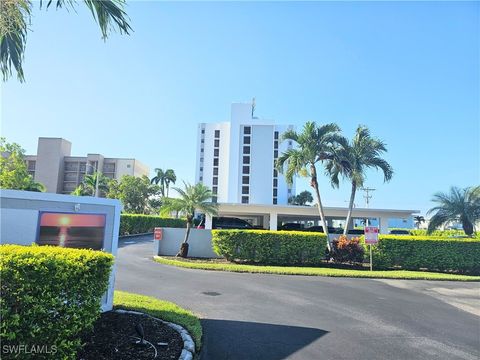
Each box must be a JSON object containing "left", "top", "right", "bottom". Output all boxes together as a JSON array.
[
  {"left": 72, "top": 172, "right": 109, "bottom": 196},
  {"left": 162, "top": 182, "right": 218, "bottom": 257},
  {"left": 151, "top": 168, "right": 166, "bottom": 197},
  {"left": 427, "top": 186, "right": 480, "bottom": 236},
  {"left": 164, "top": 169, "right": 177, "bottom": 198},
  {"left": 24, "top": 178, "right": 46, "bottom": 192},
  {"left": 414, "top": 215, "right": 425, "bottom": 229},
  {"left": 1, "top": 0, "right": 131, "bottom": 82},
  {"left": 326, "top": 125, "right": 393, "bottom": 235},
  {"left": 276, "top": 122, "right": 345, "bottom": 250}
]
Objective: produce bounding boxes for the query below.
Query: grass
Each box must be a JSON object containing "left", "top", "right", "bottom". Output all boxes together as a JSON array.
[
  {"left": 154, "top": 256, "right": 480, "bottom": 281},
  {"left": 113, "top": 290, "right": 202, "bottom": 350}
]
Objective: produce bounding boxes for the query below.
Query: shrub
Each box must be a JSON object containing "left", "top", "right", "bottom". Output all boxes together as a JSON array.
[
  {"left": 0, "top": 245, "right": 114, "bottom": 359},
  {"left": 408, "top": 229, "right": 477, "bottom": 237},
  {"left": 120, "top": 214, "right": 185, "bottom": 235},
  {"left": 365, "top": 235, "right": 480, "bottom": 273},
  {"left": 212, "top": 230, "right": 328, "bottom": 265},
  {"left": 331, "top": 235, "right": 365, "bottom": 264}
]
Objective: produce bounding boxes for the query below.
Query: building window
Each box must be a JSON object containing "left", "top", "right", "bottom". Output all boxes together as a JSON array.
[
  {"left": 201, "top": 148, "right": 204, "bottom": 153},
  {"left": 214, "top": 139, "right": 220, "bottom": 147},
  {"left": 243, "top": 136, "right": 251, "bottom": 144},
  {"left": 213, "top": 167, "right": 218, "bottom": 175},
  {"left": 244, "top": 126, "right": 251, "bottom": 135},
  {"left": 273, "top": 179, "right": 278, "bottom": 187},
  {"left": 199, "top": 176, "right": 203, "bottom": 181},
  {"left": 243, "top": 156, "right": 250, "bottom": 164},
  {"left": 242, "top": 196, "right": 249, "bottom": 204},
  {"left": 212, "top": 196, "right": 217, "bottom": 203},
  {"left": 200, "top": 167, "right": 203, "bottom": 172},
  {"left": 273, "top": 169, "right": 278, "bottom": 177},
  {"left": 274, "top": 150, "right": 278, "bottom": 158},
  {"left": 288, "top": 140, "right": 292, "bottom": 146},
  {"left": 274, "top": 140, "right": 278, "bottom": 149},
  {"left": 201, "top": 139, "right": 204, "bottom": 143},
  {"left": 200, "top": 157, "right": 204, "bottom": 163},
  {"left": 274, "top": 131, "right": 279, "bottom": 140},
  {"left": 273, "top": 189, "right": 278, "bottom": 197},
  {"left": 243, "top": 146, "right": 250, "bottom": 154},
  {"left": 213, "top": 158, "right": 219, "bottom": 166},
  {"left": 215, "top": 130, "right": 220, "bottom": 138},
  {"left": 201, "top": 129, "right": 205, "bottom": 134},
  {"left": 214, "top": 149, "right": 219, "bottom": 157},
  {"left": 242, "top": 176, "right": 249, "bottom": 184},
  {"left": 212, "top": 186, "right": 218, "bottom": 194},
  {"left": 273, "top": 198, "right": 278, "bottom": 205},
  {"left": 213, "top": 177, "right": 218, "bottom": 185},
  {"left": 242, "top": 186, "right": 249, "bottom": 194},
  {"left": 243, "top": 166, "right": 250, "bottom": 174}
]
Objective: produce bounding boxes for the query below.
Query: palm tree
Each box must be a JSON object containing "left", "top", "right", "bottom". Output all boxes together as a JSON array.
[
  {"left": 326, "top": 125, "right": 393, "bottom": 235},
  {"left": 414, "top": 215, "right": 425, "bottom": 229},
  {"left": 72, "top": 172, "right": 109, "bottom": 196},
  {"left": 1, "top": 0, "right": 131, "bottom": 82},
  {"left": 427, "top": 186, "right": 480, "bottom": 236},
  {"left": 161, "top": 182, "right": 218, "bottom": 257},
  {"left": 276, "top": 122, "right": 345, "bottom": 250},
  {"left": 24, "top": 178, "right": 46, "bottom": 192},
  {"left": 151, "top": 168, "right": 166, "bottom": 197},
  {"left": 164, "top": 169, "right": 177, "bottom": 198}
]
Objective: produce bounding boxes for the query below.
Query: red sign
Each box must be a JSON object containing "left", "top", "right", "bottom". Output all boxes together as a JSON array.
[
  {"left": 364, "top": 226, "right": 379, "bottom": 244},
  {"left": 154, "top": 227, "right": 162, "bottom": 240}
]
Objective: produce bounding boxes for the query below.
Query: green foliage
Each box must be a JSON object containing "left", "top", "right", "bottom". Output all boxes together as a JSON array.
[
  {"left": 107, "top": 175, "right": 161, "bottom": 214},
  {"left": 154, "top": 256, "right": 480, "bottom": 281},
  {"left": 113, "top": 291, "right": 202, "bottom": 350},
  {"left": 212, "top": 230, "right": 328, "bottom": 265},
  {"left": 331, "top": 235, "right": 364, "bottom": 264},
  {"left": 0, "top": 137, "right": 46, "bottom": 191},
  {"left": 0, "top": 245, "right": 113, "bottom": 359},
  {"left": 289, "top": 190, "right": 313, "bottom": 205},
  {"left": 366, "top": 235, "right": 480, "bottom": 273},
  {"left": 151, "top": 168, "right": 177, "bottom": 197},
  {"left": 1, "top": 0, "right": 131, "bottom": 82},
  {"left": 427, "top": 186, "right": 480, "bottom": 236},
  {"left": 120, "top": 214, "right": 185, "bottom": 235},
  {"left": 71, "top": 172, "right": 110, "bottom": 197}
]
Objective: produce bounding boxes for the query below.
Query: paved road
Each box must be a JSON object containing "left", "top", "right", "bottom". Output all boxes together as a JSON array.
[{"left": 115, "top": 236, "right": 480, "bottom": 360}]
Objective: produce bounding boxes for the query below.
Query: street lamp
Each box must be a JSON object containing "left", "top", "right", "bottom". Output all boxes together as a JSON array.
[{"left": 85, "top": 163, "right": 100, "bottom": 197}]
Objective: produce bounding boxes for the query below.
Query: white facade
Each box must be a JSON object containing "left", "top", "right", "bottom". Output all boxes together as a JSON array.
[{"left": 196, "top": 102, "right": 295, "bottom": 205}]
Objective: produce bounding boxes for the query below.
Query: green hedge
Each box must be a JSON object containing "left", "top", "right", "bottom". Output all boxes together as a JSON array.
[
  {"left": 408, "top": 229, "right": 478, "bottom": 237},
  {"left": 0, "top": 245, "right": 114, "bottom": 359},
  {"left": 366, "top": 235, "right": 480, "bottom": 273},
  {"left": 120, "top": 214, "right": 185, "bottom": 235},
  {"left": 212, "top": 230, "right": 328, "bottom": 265}
]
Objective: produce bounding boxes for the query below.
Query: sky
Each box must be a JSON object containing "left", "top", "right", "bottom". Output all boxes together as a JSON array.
[{"left": 1, "top": 1, "right": 479, "bottom": 215}]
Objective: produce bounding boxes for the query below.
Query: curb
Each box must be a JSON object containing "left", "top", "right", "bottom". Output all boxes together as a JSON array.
[
  {"left": 119, "top": 232, "right": 153, "bottom": 239},
  {"left": 113, "top": 309, "right": 195, "bottom": 360}
]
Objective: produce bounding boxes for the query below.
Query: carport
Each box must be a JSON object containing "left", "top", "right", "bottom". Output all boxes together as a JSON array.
[{"left": 205, "top": 203, "right": 419, "bottom": 234}]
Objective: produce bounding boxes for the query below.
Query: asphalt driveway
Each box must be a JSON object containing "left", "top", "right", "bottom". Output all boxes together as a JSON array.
[{"left": 115, "top": 236, "right": 480, "bottom": 360}]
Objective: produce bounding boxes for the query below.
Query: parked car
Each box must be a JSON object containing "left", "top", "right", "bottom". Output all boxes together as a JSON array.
[
  {"left": 389, "top": 229, "right": 411, "bottom": 235},
  {"left": 278, "top": 223, "right": 304, "bottom": 231},
  {"left": 304, "top": 225, "right": 340, "bottom": 234},
  {"left": 197, "top": 217, "right": 254, "bottom": 230}
]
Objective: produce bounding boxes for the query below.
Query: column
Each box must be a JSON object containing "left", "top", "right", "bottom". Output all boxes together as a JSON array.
[
  {"left": 269, "top": 212, "right": 278, "bottom": 231},
  {"left": 262, "top": 214, "right": 270, "bottom": 230},
  {"left": 379, "top": 217, "right": 389, "bottom": 234},
  {"left": 205, "top": 214, "right": 213, "bottom": 230}
]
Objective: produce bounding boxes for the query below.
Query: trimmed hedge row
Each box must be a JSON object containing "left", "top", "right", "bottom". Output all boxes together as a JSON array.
[
  {"left": 0, "top": 245, "right": 114, "bottom": 359},
  {"left": 366, "top": 235, "right": 480, "bottom": 274},
  {"left": 120, "top": 214, "right": 185, "bottom": 235},
  {"left": 212, "top": 230, "right": 328, "bottom": 265}
]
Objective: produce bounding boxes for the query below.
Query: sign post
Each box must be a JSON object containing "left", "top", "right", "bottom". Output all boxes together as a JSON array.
[{"left": 364, "top": 226, "right": 379, "bottom": 271}]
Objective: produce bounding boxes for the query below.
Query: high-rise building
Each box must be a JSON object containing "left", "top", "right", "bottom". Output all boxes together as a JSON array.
[
  {"left": 25, "top": 137, "right": 149, "bottom": 194},
  {"left": 196, "top": 101, "right": 295, "bottom": 205}
]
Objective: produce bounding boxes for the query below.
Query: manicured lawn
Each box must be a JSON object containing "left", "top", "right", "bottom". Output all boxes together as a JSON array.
[
  {"left": 154, "top": 256, "right": 480, "bottom": 281},
  {"left": 113, "top": 290, "right": 202, "bottom": 350}
]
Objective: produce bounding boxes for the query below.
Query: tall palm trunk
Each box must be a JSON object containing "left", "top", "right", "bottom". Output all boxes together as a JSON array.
[
  {"left": 462, "top": 218, "right": 474, "bottom": 236},
  {"left": 310, "top": 165, "right": 331, "bottom": 251},
  {"left": 343, "top": 182, "right": 357, "bottom": 235}
]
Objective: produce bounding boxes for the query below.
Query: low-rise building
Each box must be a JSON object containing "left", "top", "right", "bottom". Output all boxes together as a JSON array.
[{"left": 25, "top": 137, "right": 149, "bottom": 194}]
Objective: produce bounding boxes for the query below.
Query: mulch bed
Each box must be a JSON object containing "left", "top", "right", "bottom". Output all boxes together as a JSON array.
[{"left": 78, "top": 311, "right": 183, "bottom": 360}]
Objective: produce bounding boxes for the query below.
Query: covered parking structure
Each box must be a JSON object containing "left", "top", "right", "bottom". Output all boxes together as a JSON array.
[{"left": 205, "top": 203, "right": 419, "bottom": 234}]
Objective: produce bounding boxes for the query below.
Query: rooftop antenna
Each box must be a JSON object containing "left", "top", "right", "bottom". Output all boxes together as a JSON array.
[
  {"left": 360, "top": 187, "right": 376, "bottom": 208},
  {"left": 251, "top": 97, "right": 256, "bottom": 118}
]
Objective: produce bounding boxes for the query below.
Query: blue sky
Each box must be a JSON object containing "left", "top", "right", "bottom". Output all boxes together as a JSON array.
[{"left": 2, "top": 1, "right": 479, "bottom": 215}]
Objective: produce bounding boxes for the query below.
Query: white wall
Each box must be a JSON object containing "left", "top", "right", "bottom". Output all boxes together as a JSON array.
[
  {"left": 250, "top": 125, "right": 274, "bottom": 204},
  {"left": 156, "top": 228, "right": 220, "bottom": 258}
]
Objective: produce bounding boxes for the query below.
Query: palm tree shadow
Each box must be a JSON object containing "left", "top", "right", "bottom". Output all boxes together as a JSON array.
[{"left": 199, "top": 319, "right": 328, "bottom": 360}]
